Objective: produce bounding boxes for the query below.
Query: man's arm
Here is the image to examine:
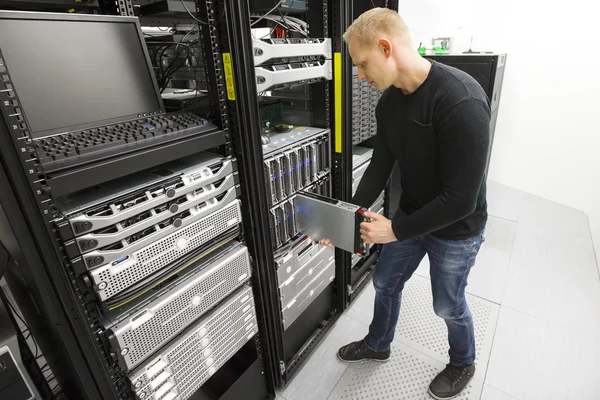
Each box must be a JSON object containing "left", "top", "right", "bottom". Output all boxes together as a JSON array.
[
  {"left": 351, "top": 108, "right": 396, "bottom": 208},
  {"left": 391, "top": 98, "right": 490, "bottom": 241}
]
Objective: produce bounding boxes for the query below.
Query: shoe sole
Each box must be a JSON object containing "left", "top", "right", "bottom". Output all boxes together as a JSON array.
[
  {"left": 336, "top": 352, "right": 390, "bottom": 363},
  {"left": 427, "top": 387, "right": 459, "bottom": 400}
]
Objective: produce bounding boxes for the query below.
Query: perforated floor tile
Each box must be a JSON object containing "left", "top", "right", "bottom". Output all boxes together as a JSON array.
[
  {"left": 483, "top": 216, "right": 518, "bottom": 254},
  {"left": 395, "top": 275, "right": 500, "bottom": 379},
  {"left": 327, "top": 341, "right": 484, "bottom": 400}
]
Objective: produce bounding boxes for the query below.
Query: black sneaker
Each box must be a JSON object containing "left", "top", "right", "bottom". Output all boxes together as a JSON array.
[
  {"left": 337, "top": 340, "right": 390, "bottom": 363},
  {"left": 428, "top": 363, "right": 476, "bottom": 399}
]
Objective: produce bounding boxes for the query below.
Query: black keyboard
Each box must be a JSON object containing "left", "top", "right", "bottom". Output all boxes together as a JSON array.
[{"left": 34, "top": 111, "right": 217, "bottom": 173}]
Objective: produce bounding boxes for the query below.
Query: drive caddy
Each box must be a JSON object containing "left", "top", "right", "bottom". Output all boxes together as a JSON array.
[{"left": 295, "top": 192, "right": 370, "bottom": 254}]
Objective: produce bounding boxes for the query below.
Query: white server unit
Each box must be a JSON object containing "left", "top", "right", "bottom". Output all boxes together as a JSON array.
[
  {"left": 103, "top": 241, "right": 252, "bottom": 371},
  {"left": 274, "top": 235, "right": 335, "bottom": 329},
  {"left": 253, "top": 38, "right": 333, "bottom": 92},
  {"left": 253, "top": 38, "right": 332, "bottom": 67},
  {"left": 274, "top": 235, "right": 335, "bottom": 330},
  {"left": 130, "top": 286, "right": 257, "bottom": 400},
  {"left": 50, "top": 152, "right": 253, "bottom": 397}
]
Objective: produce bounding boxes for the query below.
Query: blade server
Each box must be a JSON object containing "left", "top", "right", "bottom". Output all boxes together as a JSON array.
[
  {"left": 262, "top": 126, "right": 331, "bottom": 249},
  {"left": 294, "top": 192, "right": 370, "bottom": 255},
  {"left": 262, "top": 126, "right": 331, "bottom": 206},
  {"left": 268, "top": 176, "right": 331, "bottom": 250},
  {"left": 261, "top": 124, "right": 335, "bottom": 331}
]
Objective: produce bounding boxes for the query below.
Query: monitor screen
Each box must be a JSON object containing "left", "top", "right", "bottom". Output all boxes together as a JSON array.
[{"left": 0, "top": 17, "right": 162, "bottom": 139}]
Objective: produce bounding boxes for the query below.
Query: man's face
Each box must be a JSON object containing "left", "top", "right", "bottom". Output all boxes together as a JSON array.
[{"left": 348, "top": 36, "right": 394, "bottom": 91}]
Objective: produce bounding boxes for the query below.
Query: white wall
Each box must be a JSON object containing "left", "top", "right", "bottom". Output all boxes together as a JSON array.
[{"left": 398, "top": 0, "right": 600, "bottom": 254}]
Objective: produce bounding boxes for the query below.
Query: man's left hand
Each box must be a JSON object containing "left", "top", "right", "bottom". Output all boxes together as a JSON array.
[{"left": 360, "top": 212, "right": 397, "bottom": 244}]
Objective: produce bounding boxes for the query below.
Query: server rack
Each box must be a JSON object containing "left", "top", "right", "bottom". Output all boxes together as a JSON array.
[
  {"left": 0, "top": 4, "right": 272, "bottom": 400},
  {"left": 220, "top": 0, "right": 349, "bottom": 389},
  {"left": 0, "top": 2, "right": 403, "bottom": 399},
  {"left": 120, "top": 3, "right": 278, "bottom": 398},
  {"left": 336, "top": 0, "right": 398, "bottom": 306}
]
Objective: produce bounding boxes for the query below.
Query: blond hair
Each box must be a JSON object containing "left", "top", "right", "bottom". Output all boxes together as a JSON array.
[{"left": 343, "top": 8, "right": 410, "bottom": 46}]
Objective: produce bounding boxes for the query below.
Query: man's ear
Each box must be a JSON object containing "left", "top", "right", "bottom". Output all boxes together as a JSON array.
[{"left": 378, "top": 38, "right": 392, "bottom": 58}]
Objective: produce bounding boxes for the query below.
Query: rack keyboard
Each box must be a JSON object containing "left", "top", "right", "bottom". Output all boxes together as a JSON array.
[{"left": 34, "top": 111, "right": 217, "bottom": 173}]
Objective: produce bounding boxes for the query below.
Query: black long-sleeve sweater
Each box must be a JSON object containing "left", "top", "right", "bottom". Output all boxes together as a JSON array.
[{"left": 352, "top": 59, "right": 490, "bottom": 241}]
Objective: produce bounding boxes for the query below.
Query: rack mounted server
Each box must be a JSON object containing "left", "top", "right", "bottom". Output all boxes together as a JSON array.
[
  {"left": 53, "top": 153, "right": 242, "bottom": 304},
  {"left": 253, "top": 38, "right": 333, "bottom": 92},
  {"left": 352, "top": 67, "right": 381, "bottom": 145},
  {"left": 47, "top": 152, "right": 255, "bottom": 397},
  {"left": 102, "top": 241, "right": 252, "bottom": 371},
  {"left": 256, "top": 61, "right": 333, "bottom": 93},
  {"left": 352, "top": 146, "right": 383, "bottom": 212},
  {"left": 274, "top": 235, "right": 335, "bottom": 330},
  {"left": 253, "top": 38, "right": 332, "bottom": 67},
  {"left": 130, "top": 285, "right": 257, "bottom": 400}
]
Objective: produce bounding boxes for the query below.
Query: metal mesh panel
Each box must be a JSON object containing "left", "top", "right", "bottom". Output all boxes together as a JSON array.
[
  {"left": 111, "top": 244, "right": 252, "bottom": 370},
  {"left": 130, "top": 286, "right": 257, "bottom": 400},
  {"left": 395, "top": 275, "right": 499, "bottom": 368},
  {"left": 93, "top": 199, "right": 242, "bottom": 301},
  {"left": 351, "top": 72, "right": 381, "bottom": 145},
  {"left": 483, "top": 216, "right": 517, "bottom": 253},
  {"left": 329, "top": 341, "right": 484, "bottom": 399}
]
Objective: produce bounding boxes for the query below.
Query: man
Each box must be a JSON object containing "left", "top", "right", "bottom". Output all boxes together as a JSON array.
[{"left": 324, "top": 8, "right": 490, "bottom": 400}]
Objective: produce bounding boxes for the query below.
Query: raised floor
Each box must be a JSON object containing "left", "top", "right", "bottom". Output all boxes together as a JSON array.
[{"left": 278, "top": 180, "right": 600, "bottom": 400}]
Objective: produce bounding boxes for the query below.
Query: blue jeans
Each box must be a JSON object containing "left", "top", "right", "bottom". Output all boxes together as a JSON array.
[{"left": 364, "top": 228, "right": 485, "bottom": 366}]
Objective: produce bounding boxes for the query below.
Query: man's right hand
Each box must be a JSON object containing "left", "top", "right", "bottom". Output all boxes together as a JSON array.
[{"left": 320, "top": 239, "right": 333, "bottom": 248}]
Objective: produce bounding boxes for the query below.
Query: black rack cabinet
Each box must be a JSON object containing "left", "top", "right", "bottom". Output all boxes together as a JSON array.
[
  {"left": 220, "top": 0, "right": 349, "bottom": 390},
  {"left": 0, "top": 1, "right": 409, "bottom": 399},
  {"left": 0, "top": 3, "right": 271, "bottom": 400}
]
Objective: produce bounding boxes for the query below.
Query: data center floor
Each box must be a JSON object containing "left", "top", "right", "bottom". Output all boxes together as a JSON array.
[{"left": 278, "top": 180, "right": 600, "bottom": 400}]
